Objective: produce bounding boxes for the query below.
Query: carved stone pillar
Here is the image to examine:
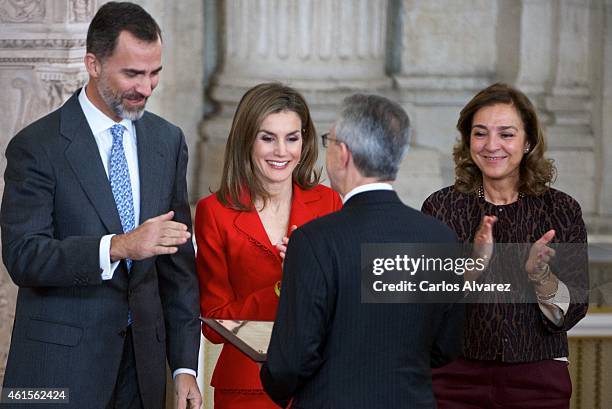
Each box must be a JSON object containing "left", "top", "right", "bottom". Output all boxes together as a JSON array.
[
  {"left": 494, "top": 0, "right": 600, "bottom": 222},
  {"left": 494, "top": 0, "right": 553, "bottom": 130},
  {"left": 396, "top": 0, "right": 495, "bottom": 98},
  {"left": 198, "top": 0, "right": 391, "bottom": 199},
  {"left": 542, "top": 0, "right": 595, "bottom": 215},
  {"left": 392, "top": 0, "right": 498, "bottom": 201},
  {"left": 0, "top": 0, "right": 94, "bottom": 384},
  {"left": 600, "top": 1, "right": 612, "bottom": 226},
  {"left": 130, "top": 0, "right": 205, "bottom": 201},
  {"left": 491, "top": 0, "right": 552, "bottom": 93}
]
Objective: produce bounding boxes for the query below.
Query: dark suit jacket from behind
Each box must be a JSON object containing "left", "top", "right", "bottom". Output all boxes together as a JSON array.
[
  {"left": 261, "top": 190, "right": 464, "bottom": 409},
  {"left": 0, "top": 91, "right": 200, "bottom": 409}
]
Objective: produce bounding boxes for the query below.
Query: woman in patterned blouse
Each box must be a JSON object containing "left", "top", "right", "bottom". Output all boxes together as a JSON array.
[{"left": 422, "top": 83, "right": 589, "bottom": 409}]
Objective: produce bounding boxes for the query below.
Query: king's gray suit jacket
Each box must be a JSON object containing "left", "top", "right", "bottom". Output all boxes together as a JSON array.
[{"left": 0, "top": 90, "right": 200, "bottom": 409}]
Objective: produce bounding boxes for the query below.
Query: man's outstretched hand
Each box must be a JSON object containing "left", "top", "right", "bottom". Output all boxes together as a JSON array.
[{"left": 110, "top": 211, "right": 191, "bottom": 261}]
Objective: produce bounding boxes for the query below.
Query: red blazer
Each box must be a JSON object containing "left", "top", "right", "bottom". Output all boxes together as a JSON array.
[{"left": 195, "top": 184, "right": 342, "bottom": 389}]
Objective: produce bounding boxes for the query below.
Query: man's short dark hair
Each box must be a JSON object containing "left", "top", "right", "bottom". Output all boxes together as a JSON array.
[{"left": 86, "top": 1, "right": 162, "bottom": 61}]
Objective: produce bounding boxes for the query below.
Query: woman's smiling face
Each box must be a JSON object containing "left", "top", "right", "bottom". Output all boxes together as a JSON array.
[
  {"left": 251, "top": 110, "right": 303, "bottom": 189},
  {"left": 470, "top": 103, "right": 529, "bottom": 185}
]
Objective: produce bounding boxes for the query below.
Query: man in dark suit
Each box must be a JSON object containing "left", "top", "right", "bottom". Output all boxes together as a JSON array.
[
  {"left": 0, "top": 2, "right": 201, "bottom": 408},
  {"left": 260, "top": 94, "right": 464, "bottom": 408}
]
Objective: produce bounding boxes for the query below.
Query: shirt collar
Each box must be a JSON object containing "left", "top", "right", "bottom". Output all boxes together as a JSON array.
[
  {"left": 342, "top": 182, "right": 394, "bottom": 204},
  {"left": 78, "top": 85, "right": 132, "bottom": 134}
]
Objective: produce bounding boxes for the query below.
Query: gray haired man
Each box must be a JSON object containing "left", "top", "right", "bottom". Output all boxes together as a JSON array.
[{"left": 261, "top": 94, "right": 464, "bottom": 408}]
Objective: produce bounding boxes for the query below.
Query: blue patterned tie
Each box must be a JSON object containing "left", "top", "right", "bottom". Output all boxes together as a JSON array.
[
  {"left": 109, "top": 124, "right": 135, "bottom": 324},
  {"left": 109, "top": 124, "right": 136, "bottom": 247}
]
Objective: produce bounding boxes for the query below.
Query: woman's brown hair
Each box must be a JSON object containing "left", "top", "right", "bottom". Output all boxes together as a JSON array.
[
  {"left": 216, "top": 82, "right": 320, "bottom": 210},
  {"left": 453, "top": 82, "right": 556, "bottom": 195}
]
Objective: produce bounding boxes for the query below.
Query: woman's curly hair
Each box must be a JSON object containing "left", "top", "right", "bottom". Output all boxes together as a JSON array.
[{"left": 453, "top": 83, "right": 556, "bottom": 195}]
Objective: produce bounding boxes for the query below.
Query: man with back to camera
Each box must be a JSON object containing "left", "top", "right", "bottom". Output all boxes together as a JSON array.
[
  {"left": 1, "top": 2, "right": 201, "bottom": 408},
  {"left": 260, "top": 94, "right": 464, "bottom": 408}
]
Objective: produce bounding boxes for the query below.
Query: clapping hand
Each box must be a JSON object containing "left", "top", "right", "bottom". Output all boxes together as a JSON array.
[
  {"left": 525, "top": 230, "right": 556, "bottom": 282},
  {"left": 461, "top": 215, "right": 499, "bottom": 282},
  {"left": 472, "top": 215, "right": 497, "bottom": 268}
]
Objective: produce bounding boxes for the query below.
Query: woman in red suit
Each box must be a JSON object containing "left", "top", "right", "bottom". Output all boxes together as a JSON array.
[{"left": 195, "top": 83, "right": 342, "bottom": 408}]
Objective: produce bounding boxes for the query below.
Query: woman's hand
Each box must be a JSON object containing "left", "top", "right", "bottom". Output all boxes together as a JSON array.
[
  {"left": 465, "top": 215, "right": 497, "bottom": 282},
  {"left": 465, "top": 215, "right": 497, "bottom": 281},
  {"left": 276, "top": 225, "right": 298, "bottom": 264},
  {"left": 525, "top": 229, "right": 556, "bottom": 281},
  {"left": 276, "top": 236, "right": 290, "bottom": 261},
  {"left": 525, "top": 230, "right": 559, "bottom": 302},
  {"left": 472, "top": 215, "right": 497, "bottom": 266}
]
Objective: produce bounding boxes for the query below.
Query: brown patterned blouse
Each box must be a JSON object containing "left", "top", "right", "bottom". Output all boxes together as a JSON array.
[{"left": 422, "top": 186, "right": 589, "bottom": 362}]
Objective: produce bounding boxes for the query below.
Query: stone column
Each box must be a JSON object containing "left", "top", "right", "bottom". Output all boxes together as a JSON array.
[
  {"left": 0, "top": 0, "right": 95, "bottom": 383},
  {"left": 197, "top": 0, "right": 391, "bottom": 199},
  {"left": 131, "top": 0, "right": 205, "bottom": 201},
  {"left": 494, "top": 0, "right": 558, "bottom": 139},
  {"left": 493, "top": 0, "right": 554, "bottom": 93},
  {"left": 392, "top": 0, "right": 498, "bottom": 204},
  {"left": 597, "top": 0, "right": 612, "bottom": 228},
  {"left": 495, "top": 0, "right": 599, "bottom": 221},
  {"left": 396, "top": 0, "right": 496, "bottom": 98},
  {"left": 542, "top": 0, "right": 595, "bottom": 215}
]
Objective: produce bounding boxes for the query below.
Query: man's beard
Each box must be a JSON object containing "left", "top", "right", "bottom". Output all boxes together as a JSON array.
[{"left": 97, "top": 75, "right": 147, "bottom": 121}]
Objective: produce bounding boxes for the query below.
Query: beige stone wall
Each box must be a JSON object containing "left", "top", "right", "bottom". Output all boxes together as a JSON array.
[
  {"left": 1, "top": 2, "right": 611, "bottom": 409},
  {"left": 0, "top": 0, "right": 94, "bottom": 384}
]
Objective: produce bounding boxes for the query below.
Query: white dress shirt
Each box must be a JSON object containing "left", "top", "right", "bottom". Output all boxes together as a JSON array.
[
  {"left": 78, "top": 86, "right": 140, "bottom": 281},
  {"left": 342, "top": 182, "right": 394, "bottom": 204}
]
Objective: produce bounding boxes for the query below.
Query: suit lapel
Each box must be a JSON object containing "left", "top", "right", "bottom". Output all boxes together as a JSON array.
[
  {"left": 126, "top": 116, "right": 166, "bottom": 281},
  {"left": 288, "top": 185, "right": 319, "bottom": 232},
  {"left": 134, "top": 117, "right": 164, "bottom": 224},
  {"left": 61, "top": 92, "right": 123, "bottom": 234},
  {"left": 234, "top": 210, "right": 279, "bottom": 260},
  {"left": 233, "top": 185, "right": 322, "bottom": 259}
]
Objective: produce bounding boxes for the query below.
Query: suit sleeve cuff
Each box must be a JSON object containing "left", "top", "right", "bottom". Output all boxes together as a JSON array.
[
  {"left": 173, "top": 368, "right": 197, "bottom": 380},
  {"left": 100, "top": 234, "right": 120, "bottom": 280}
]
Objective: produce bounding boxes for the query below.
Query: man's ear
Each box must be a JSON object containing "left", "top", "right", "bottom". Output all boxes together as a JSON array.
[
  {"left": 339, "top": 142, "right": 351, "bottom": 168},
  {"left": 84, "top": 53, "right": 100, "bottom": 79}
]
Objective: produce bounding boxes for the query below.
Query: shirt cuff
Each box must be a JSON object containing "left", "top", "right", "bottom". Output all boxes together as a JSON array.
[
  {"left": 550, "top": 280, "right": 570, "bottom": 314},
  {"left": 100, "top": 234, "right": 120, "bottom": 280},
  {"left": 538, "top": 280, "right": 570, "bottom": 326},
  {"left": 173, "top": 368, "right": 197, "bottom": 380}
]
